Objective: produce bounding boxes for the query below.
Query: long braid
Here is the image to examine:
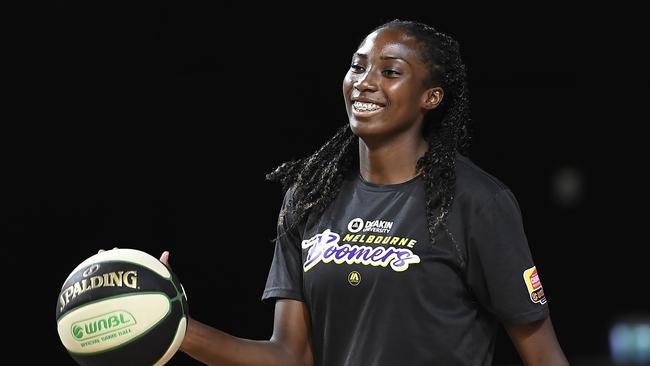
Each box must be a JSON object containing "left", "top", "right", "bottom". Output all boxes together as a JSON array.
[
  {"left": 266, "top": 124, "right": 357, "bottom": 227},
  {"left": 385, "top": 21, "right": 471, "bottom": 265},
  {"left": 268, "top": 20, "right": 473, "bottom": 259}
]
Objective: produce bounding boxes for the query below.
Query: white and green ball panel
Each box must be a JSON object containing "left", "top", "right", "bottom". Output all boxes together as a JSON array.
[{"left": 58, "top": 293, "right": 187, "bottom": 366}]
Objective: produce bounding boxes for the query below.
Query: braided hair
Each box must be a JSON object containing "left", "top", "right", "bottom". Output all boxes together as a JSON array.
[{"left": 267, "top": 19, "right": 472, "bottom": 254}]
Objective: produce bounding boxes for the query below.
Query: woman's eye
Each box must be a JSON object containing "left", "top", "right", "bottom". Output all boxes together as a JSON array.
[
  {"left": 382, "top": 69, "right": 401, "bottom": 77},
  {"left": 350, "top": 64, "right": 365, "bottom": 73}
]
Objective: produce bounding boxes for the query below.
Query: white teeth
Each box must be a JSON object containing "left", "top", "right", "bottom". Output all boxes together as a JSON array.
[{"left": 353, "top": 101, "right": 382, "bottom": 112}]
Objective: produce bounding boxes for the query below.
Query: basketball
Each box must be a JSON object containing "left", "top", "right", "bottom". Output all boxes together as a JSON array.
[{"left": 56, "top": 248, "right": 189, "bottom": 366}]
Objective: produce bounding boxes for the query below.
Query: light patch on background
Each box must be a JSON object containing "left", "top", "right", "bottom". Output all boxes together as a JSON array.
[
  {"left": 552, "top": 166, "right": 583, "bottom": 207},
  {"left": 610, "top": 317, "right": 650, "bottom": 365}
]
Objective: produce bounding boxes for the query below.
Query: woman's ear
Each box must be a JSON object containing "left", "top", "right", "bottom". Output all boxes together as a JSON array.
[{"left": 423, "top": 87, "right": 444, "bottom": 110}]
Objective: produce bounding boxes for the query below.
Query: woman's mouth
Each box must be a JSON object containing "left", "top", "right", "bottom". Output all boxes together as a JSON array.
[{"left": 352, "top": 101, "right": 385, "bottom": 117}]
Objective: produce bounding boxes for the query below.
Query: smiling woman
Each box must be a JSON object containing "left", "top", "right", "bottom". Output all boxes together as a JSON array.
[
  {"left": 344, "top": 27, "right": 444, "bottom": 145},
  {"left": 159, "top": 19, "right": 570, "bottom": 366}
]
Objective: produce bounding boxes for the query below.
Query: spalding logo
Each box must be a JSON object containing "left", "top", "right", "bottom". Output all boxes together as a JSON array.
[{"left": 59, "top": 270, "right": 138, "bottom": 312}]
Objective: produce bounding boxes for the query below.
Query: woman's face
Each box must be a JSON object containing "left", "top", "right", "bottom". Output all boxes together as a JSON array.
[{"left": 342, "top": 27, "right": 441, "bottom": 142}]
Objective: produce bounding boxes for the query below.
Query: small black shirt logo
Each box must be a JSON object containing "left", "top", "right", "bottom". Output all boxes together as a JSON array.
[
  {"left": 348, "top": 271, "right": 361, "bottom": 286},
  {"left": 348, "top": 218, "right": 364, "bottom": 233}
]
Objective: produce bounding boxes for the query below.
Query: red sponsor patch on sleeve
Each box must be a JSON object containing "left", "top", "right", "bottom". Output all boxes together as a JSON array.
[{"left": 523, "top": 266, "right": 546, "bottom": 305}]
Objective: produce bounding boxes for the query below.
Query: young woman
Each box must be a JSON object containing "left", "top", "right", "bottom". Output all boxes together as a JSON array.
[{"left": 164, "top": 19, "right": 569, "bottom": 366}]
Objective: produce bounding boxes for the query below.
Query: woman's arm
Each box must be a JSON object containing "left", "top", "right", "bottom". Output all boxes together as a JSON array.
[
  {"left": 505, "top": 315, "right": 569, "bottom": 366},
  {"left": 180, "top": 299, "right": 313, "bottom": 366},
  {"left": 159, "top": 252, "right": 313, "bottom": 366}
]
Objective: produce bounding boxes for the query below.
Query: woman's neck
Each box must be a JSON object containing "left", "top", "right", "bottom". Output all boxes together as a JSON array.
[{"left": 358, "top": 135, "right": 428, "bottom": 185}]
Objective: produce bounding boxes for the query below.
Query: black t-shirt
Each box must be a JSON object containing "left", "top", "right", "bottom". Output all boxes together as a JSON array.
[{"left": 262, "top": 155, "right": 549, "bottom": 366}]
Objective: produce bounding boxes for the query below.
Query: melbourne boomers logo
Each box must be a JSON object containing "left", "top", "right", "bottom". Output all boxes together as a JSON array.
[{"left": 302, "top": 229, "right": 420, "bottom": 272}]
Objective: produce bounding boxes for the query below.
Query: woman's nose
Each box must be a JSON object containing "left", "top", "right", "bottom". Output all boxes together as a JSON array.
[{"left": 353, "top": 70, "right": 378, "bottom": 92}]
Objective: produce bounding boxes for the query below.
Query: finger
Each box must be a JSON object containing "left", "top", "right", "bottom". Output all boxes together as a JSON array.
[
  {"left": 98, "top": 246, "right": 118, "bottom": 254},
  {"left": 159, "top": 251, "right": 170, "bottom": 266}
]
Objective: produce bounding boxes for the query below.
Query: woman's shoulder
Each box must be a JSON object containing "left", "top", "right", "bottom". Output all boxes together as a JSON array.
[{"left": 454, "top": 153, "right": 511, "bottom": 202}]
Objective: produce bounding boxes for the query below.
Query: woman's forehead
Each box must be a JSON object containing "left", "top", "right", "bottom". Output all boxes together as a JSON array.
[{"left": 356, "top": 28, "right": 421, "bottom": 59}]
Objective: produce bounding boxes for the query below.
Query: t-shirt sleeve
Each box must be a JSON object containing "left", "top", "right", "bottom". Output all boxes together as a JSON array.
[
  {"left": 466, "top": 189, "right": 549, "bottom": 325},
  {"left": 261, "top": 187, "right": 305, "bottom": 303}
]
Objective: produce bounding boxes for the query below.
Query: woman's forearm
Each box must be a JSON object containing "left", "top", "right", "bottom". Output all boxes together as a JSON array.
[{"left": 180, "top": 318, "right": 303, "bottom": 366}]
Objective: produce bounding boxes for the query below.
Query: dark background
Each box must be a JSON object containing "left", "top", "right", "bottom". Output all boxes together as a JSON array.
[{"left": 5, "top": 2, "right": 648, "bottom": 365}]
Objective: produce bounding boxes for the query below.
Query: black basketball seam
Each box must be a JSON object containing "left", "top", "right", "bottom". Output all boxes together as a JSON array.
[{"left": 167, "top": 276, "right": 188, "bottom": 318}]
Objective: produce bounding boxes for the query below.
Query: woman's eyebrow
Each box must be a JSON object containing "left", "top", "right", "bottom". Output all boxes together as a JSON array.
[
  {"left": 381, "top": 55, "right": 410, "bottom": 65},
  {"left": 353, "top": 52, "right": 409, "bottom": 65}
]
